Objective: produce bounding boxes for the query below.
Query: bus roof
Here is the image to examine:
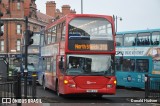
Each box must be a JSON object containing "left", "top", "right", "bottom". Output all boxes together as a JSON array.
[
  {"left": 116, "top": 28, "right": 160, "bottom": 35},
  {"left": 46, "top": 14, "right": 113, "bottom": 30}
]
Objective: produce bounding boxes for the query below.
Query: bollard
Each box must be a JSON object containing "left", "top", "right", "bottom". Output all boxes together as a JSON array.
[
  {"left": 17, "top": 71, "right": 21, "bottom": 106},
  {"left": 24, "top": 72, "right": 28, "bottom": 98},
  {"left": 32, "top": 72, "right": 37, "bottom": 98},
  {"left": 17, "top": 71, "right": 21, "bottom": 98},
  {"left": 13, "top": 71, "right": 17, "bottom": 97},
  {"left": 145, "top": 74, "right": 149, "bottom": 98}
]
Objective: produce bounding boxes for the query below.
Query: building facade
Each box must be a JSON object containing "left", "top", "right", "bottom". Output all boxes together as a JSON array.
[{"left": 0, "top": 0, "right": 76, "bottom": 55}]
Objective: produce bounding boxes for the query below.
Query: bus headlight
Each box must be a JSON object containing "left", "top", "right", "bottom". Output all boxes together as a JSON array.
[
  {"left": 107, "top": 84, "right": 112, "bottom": 88},
  {"left": 69, "top": 84, "right": 76, "bottom": 88},
  {"left": 114, "top": 80, "right": 117, "bottom": 84}
]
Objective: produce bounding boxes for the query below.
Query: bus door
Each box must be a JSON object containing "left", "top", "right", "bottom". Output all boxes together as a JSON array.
[
  {"left": 51, "top": 56, "right": 57, "bottom": 90},
  {"left": 135, "top": 58, "right": 150, "bottom": 82},
  {"left": 57, "top": 55, "right": 65, "bottom": 91}
]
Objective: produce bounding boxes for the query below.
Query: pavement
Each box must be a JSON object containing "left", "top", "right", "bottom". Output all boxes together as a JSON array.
[
  {"left": 4, "top": 103, "right": 160, "bottom": 106},
  {"left": 1, "top": 103, "right": 43, "bottom": 106}
]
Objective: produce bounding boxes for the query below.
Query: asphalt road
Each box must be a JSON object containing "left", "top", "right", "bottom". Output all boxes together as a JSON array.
[
  {"left": 35, "top": 85, "right": 160, "bottom": 106},
  {"left": 1, "top": 85, "right": 159, "bottom": 106}
]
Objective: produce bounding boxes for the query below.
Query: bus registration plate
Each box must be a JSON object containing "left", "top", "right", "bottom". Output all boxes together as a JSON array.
[{"left": 86, "top": 90, "right": 98, "bottom": 93}]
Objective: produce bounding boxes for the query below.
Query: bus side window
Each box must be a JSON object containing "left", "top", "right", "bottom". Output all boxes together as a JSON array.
[
  {"left": 53, "top": 59, "right": 56, "bottom": 72},
  {"left": 152, "top": 31, "right": 160, "bottom": 46},
  {"left": 56, "top": 23, "right": 62, "bottom": 42},
  {"left": 46, "top": 58, "right": 51, "bottom": 71},
  {"left": 130, "top": 60, "right": 135, "bottom": 71},
  {"left": 61, "top": 22, "right": 66, "bottom": 41},
  {"left": 115, "top": 35, "right": 123, "bottom": 46},
  {"left": 43, "top": 58, "right": 47, "bottom": 70},
  {"left": 137, "top": 32, "right": 151, "bottom": 46},
  {"left": 136, "top": 59, "right": 149, "bottom": 72},
  {"left": 122, "top": 59, "right": 135, "bottom": 72}
]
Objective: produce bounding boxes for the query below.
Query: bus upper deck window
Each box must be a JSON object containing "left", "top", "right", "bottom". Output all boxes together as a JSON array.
[
  {"left": 124, "top": 34, "right": 136, "bottom": 46},
  {"left": 68, "top": 17, "right": 113, "bottom": 41},
  {"left": 137, "top": 32, "right": 151, "bottom": 46},
  {"left": 152, "top": 32, "right": 160, "bottom": 46},
  {"left": 116, "top": 35, "right": 123, "bottom": 46}
]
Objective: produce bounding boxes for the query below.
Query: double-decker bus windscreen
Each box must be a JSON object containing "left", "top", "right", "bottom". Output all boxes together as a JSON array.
[
  {"left": 66, "top": 55, "right": 114, "bottom": 75},
  {"left": 68, "top": 17, "right": 114, "bottom": 51}
]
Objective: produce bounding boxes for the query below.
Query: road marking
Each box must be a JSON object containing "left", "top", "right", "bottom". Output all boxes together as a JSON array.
[
  {"left": 91, "top": 103, "right": 96, "bottom": 104},
  {"left": 149, "top": 103, "right": 160, "bottom": 106},
  {"left": 105, "top": 103, "right": 110, "bottom": 104}
]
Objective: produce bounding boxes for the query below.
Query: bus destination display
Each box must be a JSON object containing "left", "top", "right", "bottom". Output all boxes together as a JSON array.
[
  {"left": 68, "top": 40, "right": 114, "bottom": 51},
  {"left": 75, "top": 44, "right": 108, "bottom": 51}
]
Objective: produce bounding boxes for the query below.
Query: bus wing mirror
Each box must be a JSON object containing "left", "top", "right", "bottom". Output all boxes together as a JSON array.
[{"left": 59, "top": 61, "right": 63, "bottom": 69}]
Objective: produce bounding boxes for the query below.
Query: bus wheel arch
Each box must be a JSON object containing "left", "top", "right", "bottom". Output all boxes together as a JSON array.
[{"left": 56, "top": 79, "right": 62, "bottom": 97}]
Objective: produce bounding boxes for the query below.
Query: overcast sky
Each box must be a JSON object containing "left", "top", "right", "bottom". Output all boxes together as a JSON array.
[{"left": 36, "top": 0, "right": 160, "bottom": 32}]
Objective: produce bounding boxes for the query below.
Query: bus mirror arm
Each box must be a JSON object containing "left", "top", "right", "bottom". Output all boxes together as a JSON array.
[{"left": 120, "top": 57, "right": 123, "bottom": 64}]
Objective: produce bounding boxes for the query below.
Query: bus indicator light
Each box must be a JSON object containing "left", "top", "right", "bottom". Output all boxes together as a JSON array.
[{"left": 64, "top": 80, "right": 69, "bottom": 84}]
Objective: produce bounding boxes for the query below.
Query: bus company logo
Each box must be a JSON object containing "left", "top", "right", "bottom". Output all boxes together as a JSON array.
[
  {"left": 127, "top": 75, "right": 132, "bottom": 82},
  {"left": 86, "top": 81, "right": 96, "bottom": 84},
  {"left": 2, "top": 98, "right": 11, "bottom": 104}
]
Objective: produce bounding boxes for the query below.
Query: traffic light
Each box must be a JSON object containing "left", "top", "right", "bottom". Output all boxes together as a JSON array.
[
  {"left": 0, "top": 11, "right": 3, "bottom": 36},
  {"left": 26, "top": 30, "right": 34, "bottom": 46}
]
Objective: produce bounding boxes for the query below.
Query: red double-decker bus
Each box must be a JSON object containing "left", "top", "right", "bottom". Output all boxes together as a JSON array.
[{"left": 40, "top": 14, "right": 116, "bottom": 97}]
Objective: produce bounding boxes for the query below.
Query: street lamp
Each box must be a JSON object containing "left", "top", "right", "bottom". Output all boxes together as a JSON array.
[
  {"left": 113, "top": 15, "right": 122, "bottom": 32},
  {"left": 81, "top": 0, "right": 83, "bottom": 14}
]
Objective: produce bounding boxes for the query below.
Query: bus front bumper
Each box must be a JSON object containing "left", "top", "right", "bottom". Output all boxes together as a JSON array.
[{"left": 62, "top": 85, "right": 116, "bottom": 95}]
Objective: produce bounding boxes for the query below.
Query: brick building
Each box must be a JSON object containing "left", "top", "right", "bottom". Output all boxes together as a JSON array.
[{"left": 0, "top": 0, "right": 76, "bottom": 55}]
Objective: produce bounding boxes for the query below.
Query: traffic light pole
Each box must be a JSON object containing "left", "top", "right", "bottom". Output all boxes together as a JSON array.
[
  {"left": 24, "top": 16, "right": 28, "bottom": 98},
  {"left": 0, "top": 10, "right": 4, "bottom": 36}
]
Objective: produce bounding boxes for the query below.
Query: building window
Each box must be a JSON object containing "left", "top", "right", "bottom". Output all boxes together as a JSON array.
[
  {"left": 0, "top": 40, "right": 4, "bottom": 52},
  {"left": 16, "top": 24, "right": 21, "bottom": 34},
  {"left": 17, "top": 3, "right": 21, "bottom": 10},
  {"left": 16, "top": 39, "right": 21, "bottom": 51},
  {"left": 33, "top": 26, "right": 37, "bottom": 32}
]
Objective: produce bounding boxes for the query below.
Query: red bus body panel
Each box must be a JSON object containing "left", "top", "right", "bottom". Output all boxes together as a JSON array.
[{"left": 59, "top": 76, "right": 116, "bottom": 95}]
